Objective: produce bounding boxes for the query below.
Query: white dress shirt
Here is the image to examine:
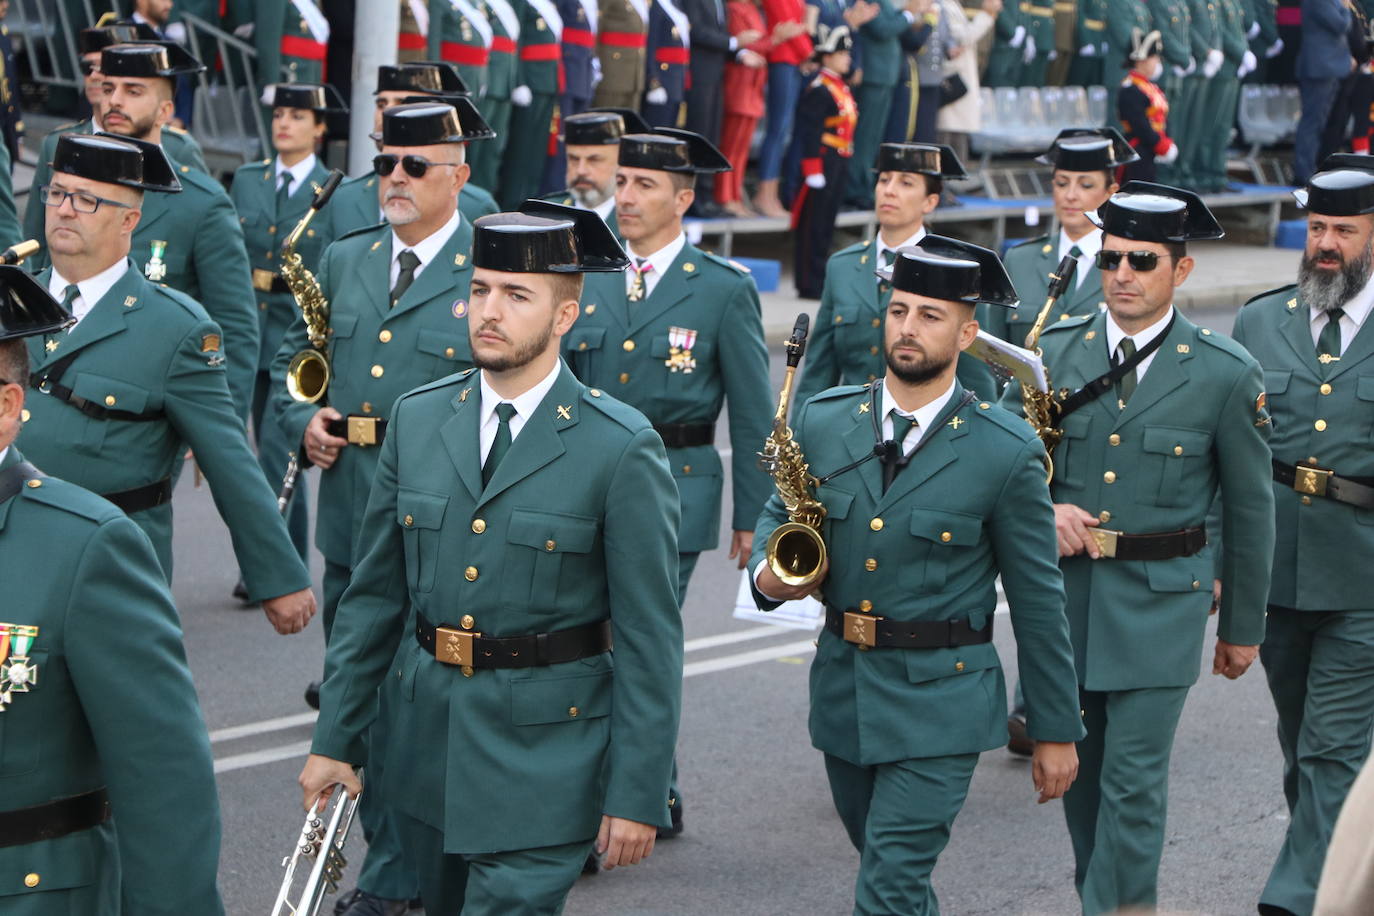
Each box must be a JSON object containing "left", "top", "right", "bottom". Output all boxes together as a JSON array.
[
  {"left": 624, "top": 231, "right": 687, "bottom": 300},
  {"left": 389, "top": 208, "right": 462, "bottom": 290},
  {"left": 0, "top": 447, "right": 8, "bottom": 466},
  {"left": 881, "top": 375, "right": 959, "bottom": 455},
  {"left": 592, "top": 195, "right": 616, "bottom": 222},
  {"left": 477, "top": 359, "right": 562, "bottom": 465},
  {"left": 1309, "top": 270, "right": 1374, "bottom": 356},
  {"left": 1104, "top": 305, "right": 1174, "bottom": 382},
  {"left": 48, "top": 259, "right": 130, "bottom": 328},
  {"left": 274, "top": 153, "right": 319, "bottom": 199},
  {"left": 1058, "top": 228, "right": 1101, "bottom": 289},
  {"left": 875, "top": 225, "right": 928, "bottom": 272}
]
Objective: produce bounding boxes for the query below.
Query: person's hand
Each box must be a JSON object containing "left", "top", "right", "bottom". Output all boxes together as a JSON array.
[
  {"left": 1172, "top": 63, "right": 1188, "bottom": 78},
  {"left": 728, "top": 530, "right": 754, "bottom": 570},
  {"left": 1212, "top": 639, "right": 1259, "bottom": 679},
  {"left": 1009, "top": 23, "right": 1026, "bottom": 48},
  {"left": 1185, "top": 54, "right": 1197, "bottom": 75},
  {"left": 1238, "top": 49, "right": 1257, "bottom": 77},
  {"left": 1053, "top": 503, "right": 1101, "bottom": 558},
  {"left": 1032, "top": 741, "right": 1078, "bottom": 802},
  {"left": 1246, "top": 20, "right": 1260, "bottom": 39},
  {"left": 756, "top": 555, "right": 828, "bottom": 602},
  {"left": 1264, "top": 37, "right": 1283, "bottom": 58},
  {"left": 646, "top": 85, "right": 669, "bottom": 104},
  {"left": 805, "top": 172, "right": 827, "bottom": 189},
  {"left": 262, "top": 587, "right": 317, "bottom": 635},
  {"left": 1158, "top": 141, "right": 1179, "bottom": 165},
  {"left": 299, "top": 754, "right": 361, "bottom": 811},
  {"left": 845, "top": 0, "right": 881, "bottom": 26},
  {"left": 511, "top": 84, "right": 533, "bottom": 106},
  {"left": 1046, "top": 48, "right": 1057, "bottom": 61},
  {"left": 596, "top": 816, "right": 656, "bottom": 868},
  {"left": 305, "top": 407, "right": 348, "bottom": 469},
  {"left": 848, "top": 66, "right": 864, "bottom": 84},
  {"left": 737, "top": 28, "right": 763, "bottom": 44},
  {"left": 739, "top": 48, "right": 767, "bottom": 67},
  {"left": 1202, "top": 47, "right": 1223, "bottom": 77}
]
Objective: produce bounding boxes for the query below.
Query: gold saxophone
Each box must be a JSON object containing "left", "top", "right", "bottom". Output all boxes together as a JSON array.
[
  {"left": 759, "top": 314, "right": 827, "bottom": 588},
  {"left": 1019, "top": 253, "right": 1079, "bottom": 481},
  {"left": 283, "top": 169, "right": 344, "bottom": 404}
]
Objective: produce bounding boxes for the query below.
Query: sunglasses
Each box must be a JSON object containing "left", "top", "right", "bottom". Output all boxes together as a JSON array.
[
  {"left": 373, "top": 154, "right": 459, "bottom": 179},
  {"left": 1095, "top": 250, "right": 1174, "bottom": 272}
]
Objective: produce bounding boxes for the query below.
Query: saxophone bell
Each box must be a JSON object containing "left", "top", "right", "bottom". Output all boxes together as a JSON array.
[{"left": 285, "top": 349, "right": 331, "bottom": 404}]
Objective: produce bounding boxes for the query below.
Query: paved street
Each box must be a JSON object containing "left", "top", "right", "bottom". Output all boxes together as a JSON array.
[{"left": 172, "top": 298, "right": 1289, "bottom": 915}]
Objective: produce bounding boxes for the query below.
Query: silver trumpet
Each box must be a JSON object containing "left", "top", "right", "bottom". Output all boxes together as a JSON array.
[{"left": 270, "top": 785, "right": 360, "bottom": 915}]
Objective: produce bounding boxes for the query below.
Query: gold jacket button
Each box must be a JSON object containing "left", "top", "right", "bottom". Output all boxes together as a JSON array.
[
  {"left": 1192, "top": 580, "right": 1200, "bottom": 589},
  {"left": 835, "top": 315, "right": 844, "bottom": 324},
  {"left": 865, "top": 558, "right": 877, "bottom": 571},
  {"left": 545, "top": 539, "right": 557, "bottom": 551},
  {"left": 1302, "top": 495, "right": 1312, "bottom": 505},
  {"left": 461, "top": 665, "right": 474, "bottom": 677},
  {"left": 622, "top": 340, "right": 635, "bottom": 351},
  {"left": 23, "top": 873, "right": 38, "bottom": 888},
  {"left": 464, "top": 566, "right": 478, "bottom": 581},
  {"left": 1108, "top": 434, "right": 1121, "bottom": 446},
  {"left": 1099, "top": 510, "right": 1111, "bottom": 523},
  {"left": 869, "top": 345, "right": 879, "bottom": 355},
  {"left": 1315, "top": 419, "right": 1327, "bottom": 431},
  {"left": 619, "top": 372, "right": 630, "bottom": 383},
  {"left": 682, "top": 465, "right": 691, "bottom": 473},
  {"left": 955, "top": 661, "right": 965, "bottom": 672},
  {"left": 590, "top": 389, "right": 602, "bottom": 397},
  {"left": 1103, "top": 471, "right": 1117, "bottom": 483},
  {"left": 1320, "top": 383, "right": 1333, "bottom": 395},
  {"left": 404, "top": 514, "right": 414, "bottom": 526},
  {"left": 569, "top": 706, "right": 580, "bottom": 718},
  {"left": 371, "top": 365, "right": 384, "bottom": 378},
  {"left": 578, "top": 341, "right": 588, "bottom": 350},
  {"left": 362, "top": 402, "right": 373, "bottom": 413},
  {"left": 471, "top": 518, "right": 486, "bottom": 534},
  {"left": 585, "top": 304, "right": 597, "bottom": 314},
  {"left": 104, "top": 395, "right": 116, "bottom": 406},
  {"left": 871, "top": 318, "right": 880, "bottom": 327},
  {"left": 25, "top": 479, "right": 41, "bottom": 489},
  {"left": 1173, "top": 445, "right": 1183, "bottom": 455},
  {"left": 460, "top": 614, "right": 475, "bottom": 629},
  {"left": 940, "top": 531, "right": 952, "bottom": 542},
  {"left": 445, "top": 347, "right": 455, "bottom": 358},
  {"left": 858, "top": 599, "right": 873, "bottom": 611},
  {"left": 379, "top": 329, "right": 392, "bottom": 342},
  {"left": 870, "top": 517, "right": 884, "bottom": 531}
]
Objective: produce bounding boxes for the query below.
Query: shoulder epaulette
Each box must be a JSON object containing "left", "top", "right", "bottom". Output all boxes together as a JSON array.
[
  {"left": 701, "top": 250, "right": 751, "bottom": 276},
  {"left": 581, "top": 385, "right": 652, "bottom": 432},
  {"left": 175, "top": 166, "right": 221, "bottom": 192},
  {"left": 336, "top": 221, "right": 390, "bottom": 242},
  {"left": 1040, "top": 311, "right": 1097, "bottom": 333},
  {"left": 22, "top": 477, "right": 125, "bottom": 524},
  {"left": 1194, "top": 324, "right": 1252, "bottom": 363},
  {"left": 833, "top": 240, "right": 869, "bottom": 259},
  {"left": 971, "top": 399, "right": 1038, "bottom": 441},
  {"left": 804, "top": 383, "right": 868, "bottom": 406},
  {"left": 400, "top": 367, "right": 477, "bottom": 403},
  {"left": 165, "top": 124, "right": 188, "bottom": 135},
  {"left": 1243, "top": 283, "right": 1298, "bottom": 308},
  {"left": 1008, "top": 234, "right": 1051, "bottom": 253},
  {"left": 147, "top": 281, "right": 212, "bottom": 321}
]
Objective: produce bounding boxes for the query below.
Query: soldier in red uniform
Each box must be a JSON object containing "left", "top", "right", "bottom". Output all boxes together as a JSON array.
[{"left": 1117, "top": 28, "right": 1178, "bottom": 182}]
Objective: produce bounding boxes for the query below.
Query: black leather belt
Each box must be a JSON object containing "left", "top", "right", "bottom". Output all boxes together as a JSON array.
[
  {"left": 652, "top": 423, "right": 714, "bottom": 448},
  {"left": 415, "top": 615, "right": 612, "bottom": 670},
  {"left": 824, "top": 606, "right": 993, "bottom": 649},
  {"left": 101, "top": 477, "right": 173, "bottom": 514},
  {"left": 326, "top": 416, "right": 388, "bottom": 446},
  {"left": 0, "top": 788, "right": 111, "bottom": 849},
  {"left": 1085, "top": 525, "right": 1206, "bottom": 560},
  {"left": 1272, "top": 459, "right": 1374, "bottom": 509}
]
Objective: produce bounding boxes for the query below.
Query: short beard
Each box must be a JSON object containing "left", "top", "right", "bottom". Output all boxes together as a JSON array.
[
  {"left": 383, "top": 193, "right": 419, "bottom": 227},
  {"left": 1299, "top": 240, "right": 1374, "bottom": 313},
  {"left": 471, "top": 318, "right": 554, "bottom": 373},
  {"left": 570, "top": 183, "right": 613, "bottom": 209},
  {"left": 885, "top": 343, "right": 953, "bottom": 386},
  {"left": 104, "top": 108, "right": 158, "bottom": 141}
]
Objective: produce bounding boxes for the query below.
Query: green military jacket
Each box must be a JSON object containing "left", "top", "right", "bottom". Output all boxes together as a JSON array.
[
  {"left": 1148, "top": 0, "right": 1194, "bottom": 71},
  {"left": 19, "top": 263, "right": 310, "bottom": 600},
  {"left": 1233, "top": 286, "right": 1374, "bottom": 612},
  {"left": 750, "top": 385, "right": 1085, "bottom": 764},
  {"left": 1106, "top": 0, "right": 1152, "bottom": 61},
  {"left": 797, "top": 238, "right": 998, "bottom": 405},
  {"left": 988, "top": 233, "right": 1105, "bottom": 349},
  {"left": 1217, "top": 0, "right": 1249, "bottom": 66},
  {"left": 322, "top": 171, "right": 499, "bottom": 238},
  {"left": 1001, "top": 309, "right": 1273, "bottom": 689},
  {"left": 856, "top": 0, "right": 914, "bottom": 89},
  {"left": 1075, "top": 0, "right": 1107, "bottom": 50},
  {"left": 430, "top": 0, "right": 491, "bottom": 96},
  {"left": 540, "top": 191, "right": 620, "bottom": 236},
  {"left": 229, "top": 156, "right": 335, "bottom": 370},
  {"left": 1187, "top": 0, "right": 1221, "bottom": 66},
  {"left": 482, "top": 0, "right": 519, "bottom": 100},
  {"left": 515, "top": 0, "right": 562, "bottom": 95},
  {"left": 564, "top": 241, "right": 773, "bottom": 551},
  {"left": 0, "top": 449, "right": 222, "bottom": 914},
  {"left": 0, "top": 142, "right": 18, "bottom": 251},
  {"left": 272, "top": 219, "right": 475, "bottom": 567},
  {"left": 312, "top": 364, "right": 683, "bottom": 850},
  {"left": 253, "top": 0, "right": 326, "bottom": 85}
]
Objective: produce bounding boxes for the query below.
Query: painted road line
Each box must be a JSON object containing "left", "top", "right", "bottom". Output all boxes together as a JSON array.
[
  {"left": 210, "top": 711, "right": 317, "bottom": 744},
  {"left": 214, "top": 740, "right": 312, "bottom": 774}
]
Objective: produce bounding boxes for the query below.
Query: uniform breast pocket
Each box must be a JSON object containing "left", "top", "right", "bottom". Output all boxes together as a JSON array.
[
  {"left": 1355, "top": 376, "right": 1374, "bottom": 442},
  {"left": 1139, "top": 425, "right": 1213, "bottom": 507},
  {"left": 66, "top": 373, "right": 154, "bottom": 455},
  {"left": 327, "top": 312, "right": 359, "bottom": 365},
  {"left": 416, "top": 327, "right": 470, "bottom": 374},
  {"left": 902, "top": 508, "right": 982, "bottom": 593},
  {"left": 1050, "top": 413, "right": 1090, "bottom": 490},
  {"left": 830, "top": 302, "right": 870, "bottom": 352},
  {"left": 817, "top": 486, "right": 854, "bottom": 543},
  {"left": 397, "top": 487, "right": 450, "bottom": 593},
  {"left": 651, "top": 334, "right": 717, "bottom": 404},
  {"left": 0, "top": 650, "right": 48, "bottom": 777},
  {"left": 565, "top": 326, "right": 606, "bottom": 378},
  {"left": 502, "top": 509, "right": 600, "bottom": 610}
]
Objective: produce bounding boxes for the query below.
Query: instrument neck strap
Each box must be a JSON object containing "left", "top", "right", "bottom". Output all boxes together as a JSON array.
[
  {"left": 1055, "top": 310, "right": 1175, "bottom": 422},
  {"left": 0, "top": 461, "right": 41, "bottom": 506},
  {"left": 815, "top": 381, "right": 977, "bottom": 486}
]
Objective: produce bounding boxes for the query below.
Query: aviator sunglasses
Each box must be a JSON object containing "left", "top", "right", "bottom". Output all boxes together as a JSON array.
[
  {"left": 1095, "top": 250, "right": 1174, "bottom": 272},
  {"left": 373, "top": 153, "right": 459, "bottom": 179}
]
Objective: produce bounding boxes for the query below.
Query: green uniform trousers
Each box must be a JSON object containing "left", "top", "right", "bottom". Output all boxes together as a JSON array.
[
  {"left": 398, "top": 813, "right": 594, "bottom": 915},
  {"left": 824, "top": 752, "right": 980, "bottom": 916},
  {"left": 1063, "top": 686, "right": 1190, "bottom": 916},
  {"left": 1172, "top": 75, "right": 1211, "bottom": 186},
  {"left": 984, "top": 45, "right": 1024, "bottom": 87},
  {"left": 1259, "top": 606, "right": 1374, "bottom": 916},
  {"left": 1197, "top": 74, "right": 1240, "bottom": 189},
  {"left": 846, "top": 84, "right": 897, "bottom": 206},
  {"left": 499, "top": 92, "right": 558, "bottom": 209}
]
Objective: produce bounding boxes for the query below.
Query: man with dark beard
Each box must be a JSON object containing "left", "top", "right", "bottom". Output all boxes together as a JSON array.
[
  {"left": 1233, "top": 155, "right": 1374, "bottom": 916},
  {"left": 751, "top": 235, "right": 1083, "bottom": 916}
]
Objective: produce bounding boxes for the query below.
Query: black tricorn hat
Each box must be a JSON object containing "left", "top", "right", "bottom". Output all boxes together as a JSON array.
[
  {"left": 376, "top": 61, "right": 469, "bottom": 95},
  {"left": 473, "top": 200, "right": 629, "bottom": 274},
  {"left": 585, "top": 106, "right": 653, "bottom": 136},
  {"left": 78, "top": 20, "right": 159, "bottom": 55},
  {"left": 263, "top": 82, "right": 349, "bottom": 113},
  {"left": 1036, "top": 127, "right": 1139, "bottom": 171},
  {"left": 51, "top": 133, "right": 182, "bottom": 193},
  {"left": 0, "top": 267, "right": 75, "bottom": 343},
  {"left": 875, "top": 234, "right": 1019, "bottom": 308},
  {"left": 1294, "top": 154, "right": 1374, "bottom": 215},
  {"left": 397, "top": 93, "right": 495, "bottom": 140},
  {"left": 873, "top": 142, "right": 967, "bottom": 179},
  {"left": 619, "top": 128, "right": 732, "bottom": 173},
  {"left": 379, "top": 101, "right": 475, "bottom": 146},
  {"left": 1087, "top": 180, "right": 1224, "bottom": 242},
  {"left": 100, "top": 41, "right": 206, "bottom": 79},
  {"left": 564, "top": 110, "right": 633, "bottom": 145}
]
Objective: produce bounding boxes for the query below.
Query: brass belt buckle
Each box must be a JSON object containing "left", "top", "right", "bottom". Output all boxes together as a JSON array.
[
  {"left": 346, "top": 416, "right": 379, "bottom": 446},
  {"left": 435, "top": 626, "right": 478, "bottom": 667},
  {"left": 1294, "top": 463, "right": 1332, "bottom": 497},
  {"left": 843, "top": 612, "right": 880, "bottom": 648},
  {"left": 1089, "top": 527, "right": 1121, "bottom": 559},
  {"left": 251, "top": 268, "right": 276, "bottom": 292}
]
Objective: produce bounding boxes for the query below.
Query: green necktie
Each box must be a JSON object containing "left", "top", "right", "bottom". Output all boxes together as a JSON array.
[
  {"left": 1317, "top": 307, "right": 1345, "bottom": 373},
  {"left": 391, "top": 249, "right": 420, "bottom": 307},
  {"left": 482, "top": 402, "right": 517, "bottom": 487},
  {"left": 48, "top": 285, "right": 79, "bottom": 350},
  {"left": 275, "top": 172, "right": 292, "bottom": 220},
  {"left": 882, "top": 413, "right": 918, "bottom": 493},
  {"left": 1068, "top": 244, "right": 1083, "bottom": 259},
  {"left": 1116, "top": 337, "right": 1138, "bottom": 406}
]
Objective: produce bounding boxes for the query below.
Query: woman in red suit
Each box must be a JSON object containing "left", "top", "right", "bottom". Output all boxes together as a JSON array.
[{"left": 717, "top": 0, "right": 774, "bottom": 215}]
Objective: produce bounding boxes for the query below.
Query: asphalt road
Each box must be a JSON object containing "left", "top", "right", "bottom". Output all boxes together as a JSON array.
[{"left": 170, "top": 301, "right": 1291, "bottom": 915}]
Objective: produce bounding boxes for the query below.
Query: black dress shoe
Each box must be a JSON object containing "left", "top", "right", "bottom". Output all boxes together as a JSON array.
[
  {"left": 582, "top": 851, "right": 601, "bottom": 875},
  {"left": 656, "top": 798, "right": 684, "bottom": 839},
  {"left": 305, "top": 680, "right": 321, "bottom": 710},
  {"left": 334, "top": 888, "right": 408, "bottom": 916},
  {"left": 231, "top": 578, "right": 252, "bottom": 605},
  {"left": 1006, "top": 713, "right": 1034, "bottom": 757}
]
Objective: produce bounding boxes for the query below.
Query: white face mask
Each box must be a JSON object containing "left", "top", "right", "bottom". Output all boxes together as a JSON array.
[{"left": 1148, "top": 60, "right": 1164, "bottom": 81}]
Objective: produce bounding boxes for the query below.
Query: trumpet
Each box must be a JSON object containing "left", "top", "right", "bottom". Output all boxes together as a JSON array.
[
  {"left": 1018, "top": 254, "right": 1078, "bottom": 482},
  {"left": 759, "top": 314, "right": 828, "bottom": 588},
  {"left": 270, "top": 784, "right": 360, "bottom": 916},
  {"left": 283, "top": 169, "right": 344, "bottom": 404}
]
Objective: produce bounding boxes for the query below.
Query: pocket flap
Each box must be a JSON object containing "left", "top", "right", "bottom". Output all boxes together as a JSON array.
[
  {"left": 1142, "top": 425, "right": 1213, "bottom": 456},
  {"left": 1145, "top": 558, "right": 1207, "bottom": 593},
  {"left": 1358, "top": 375, "right": 1374, "bottom": 401},
  {"left": 396, "top": 487, "right": 450, "bottom": 530},
  {"left": 416, "top": 328, "right": 464, "bottom": 360},
  {"left": 507, "top": 508, "right": 599, "bottom": 553},
  {"left": 329, "top": 312, "right": 358, "bottom": 338},
  {"left": 1264, "top": 368, "right": 1292, "bottom": 395},
  {"left": 904, "top": 640, "right": 1000, "bottom": 685},
  {"left": 910, "top": 507, "right": 981, "bottom": 545},
  {"left": 0, "top": 828, "right": 98, "bottom": 896},
  {"left": 567, "top": 326, "right": 605, "bottom": 352},
  {"left": 70, "top": 372, "right": 151, "bottom": 415},
  {"left": 510, "top": 671, "right": 613, "bottom": 725},
  {"left": 818, "top": 486, "right": 855, "bottom": 521}
]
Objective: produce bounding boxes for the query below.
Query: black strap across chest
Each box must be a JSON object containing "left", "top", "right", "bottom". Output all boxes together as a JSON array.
[
  {"left": 0, "top": 461, "right": 41, "bottom": 505},
  {"left": 1055, "top": 312, "right": 1176, "bottom": 422},
  {"left": 29, "top": 351, "right": 164, "bottom": 423}
]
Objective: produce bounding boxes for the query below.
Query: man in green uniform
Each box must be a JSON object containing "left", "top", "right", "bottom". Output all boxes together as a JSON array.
[
  {"left": 300, "top": 201, "right": 682, "bottom": 914},
  {"left": 1001, "top": 183, "right": 1273, "bottom": 915},
  {"left": 845, "top": 0, "right": 926, "bottom": 209},
  {"left": 1169, "top": 0, "right": 1220, "bottom": 185},
  {"left": 1234, "top": 158, "right": 1374, "bottom": 916},
  {"left": 497, "top": 0, "right": 564, "bottom": 207},
  {"left": 250, "top": 0, "right": 328, "bottom": 85},
  {"left": 470, "top": 0, "right": 521, "bottom": 190},
  {"left": 1018, "top": 0, "right": 1056, "bottom": 87},
  {"left": 799, "top": 142, "right": 995, "bottom": 404},
  {"left": 1189, "top": 0, "right": 1252, "bottom": 192},
  {"left": 985, "top": 0, "right": 1027, "bottom": 86},
  {"left": 1103, "top": 0, "right": 1151, "bottom": 118},
  {"left": 1147, "top": 0, "right": 1193, "bottom": 151},
  {"left": 751, "top": 235, "right": 1084, "bottom": 916},
  {"left": 0, "top": 270, "right": 225, "bottom": 914},
  {"left": 1066, "top": 0, "right": 1106, "bottom": 86},
  {"left": 21, "top": 133, "right": 315, "bottom": 633},
  {"left": 541, "top": 107, "right": 652, "bottom": 236}
]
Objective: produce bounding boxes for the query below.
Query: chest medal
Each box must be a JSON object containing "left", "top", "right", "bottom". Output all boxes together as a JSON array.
[
  {"left": 665, "top": 326, "right": 697, "bottom": 373},
  {"left": 0, "top": 624, "right": 40, "bottom": 710},
  {"left": 144, "top": 240, "right": 168, "bottom": 282}
]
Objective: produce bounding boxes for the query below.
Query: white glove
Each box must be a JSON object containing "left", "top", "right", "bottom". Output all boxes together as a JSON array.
[
  {"left": 1079, "top": 43, "right": 1096, "bottom": 56},
  {"left": 1238, "top": 49, "right": 1257, "bottom": 77},
  {"left": 511, "top": 85, "right": 533, "bottom": 106},
  {"left": 1247, "top": 20, "right": 1260, "bottom": 39},
  {"left": 1023, "top": 35, "right": 1037, "bottom": 63},
  {"left": 1172, "top": 63, "right": 1188, "bottom": 78},
  {"left": 1185, "top": 55, "right": 1196, "bottom": 75},
  {"left": 1010, "top": 24, "right": 1026, "bottom": 48},
  {"left": 1265, "top": 37, "right": 1284, "bottom": 58},
  {"left": 591, "top": 57, "right": 603, "bottom": 88},
  {"left": 1202, "top": 48, "right": 1223, "bottom": 77},
  {"left": 805, "top": 173, "right": 827, "bottom": 189},
  {"left": 646, "top": 86, "right": 668, "bottom": 105},
  {"left": 233, "top": 22, "right": 255, "bottom": 39},
  {"left": 1047, "top": 49, "right": 1058, "bottom": 61},
  {"left": 1158, "top": 142, "right": 1179, "bottom": 165}
]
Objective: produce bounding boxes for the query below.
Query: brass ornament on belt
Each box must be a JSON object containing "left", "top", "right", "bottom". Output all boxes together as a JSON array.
[{"left": 283, "top": 170, "right": 345, "bottom": 404}]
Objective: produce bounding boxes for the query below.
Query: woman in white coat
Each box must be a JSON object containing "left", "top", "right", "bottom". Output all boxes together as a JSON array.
[{"left": 936, "top": 0, "right": 1002, "bottom": 166}]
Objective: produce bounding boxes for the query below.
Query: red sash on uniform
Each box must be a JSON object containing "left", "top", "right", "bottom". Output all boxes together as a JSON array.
[
  {"left": 442, "top": 42, "right": 491, "bottom": 66},
  {"left": 601, "top": 31, "right": 647, "bottom": 47}
]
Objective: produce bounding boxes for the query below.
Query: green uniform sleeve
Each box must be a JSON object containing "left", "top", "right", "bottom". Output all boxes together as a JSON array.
[
  {"left": 189, "top": 188, "right": 260, "bottom": 419},
  {"left": 0, "top": 142, "right": 19, "bottom": 250},
  {"left": 720, "top": 275, "right": 777, "bottom": 533}
]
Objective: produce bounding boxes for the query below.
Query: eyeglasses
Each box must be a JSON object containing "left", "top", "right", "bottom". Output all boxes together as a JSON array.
[
  {"left": 373, "top": 154, "right": 459, "bottom": 179},
  {"left": 40, "top": 185, "right": 134, "bottom": 214},
  {"left": 1095, "top": 249, "right": 1173, "bottom": 272}
]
